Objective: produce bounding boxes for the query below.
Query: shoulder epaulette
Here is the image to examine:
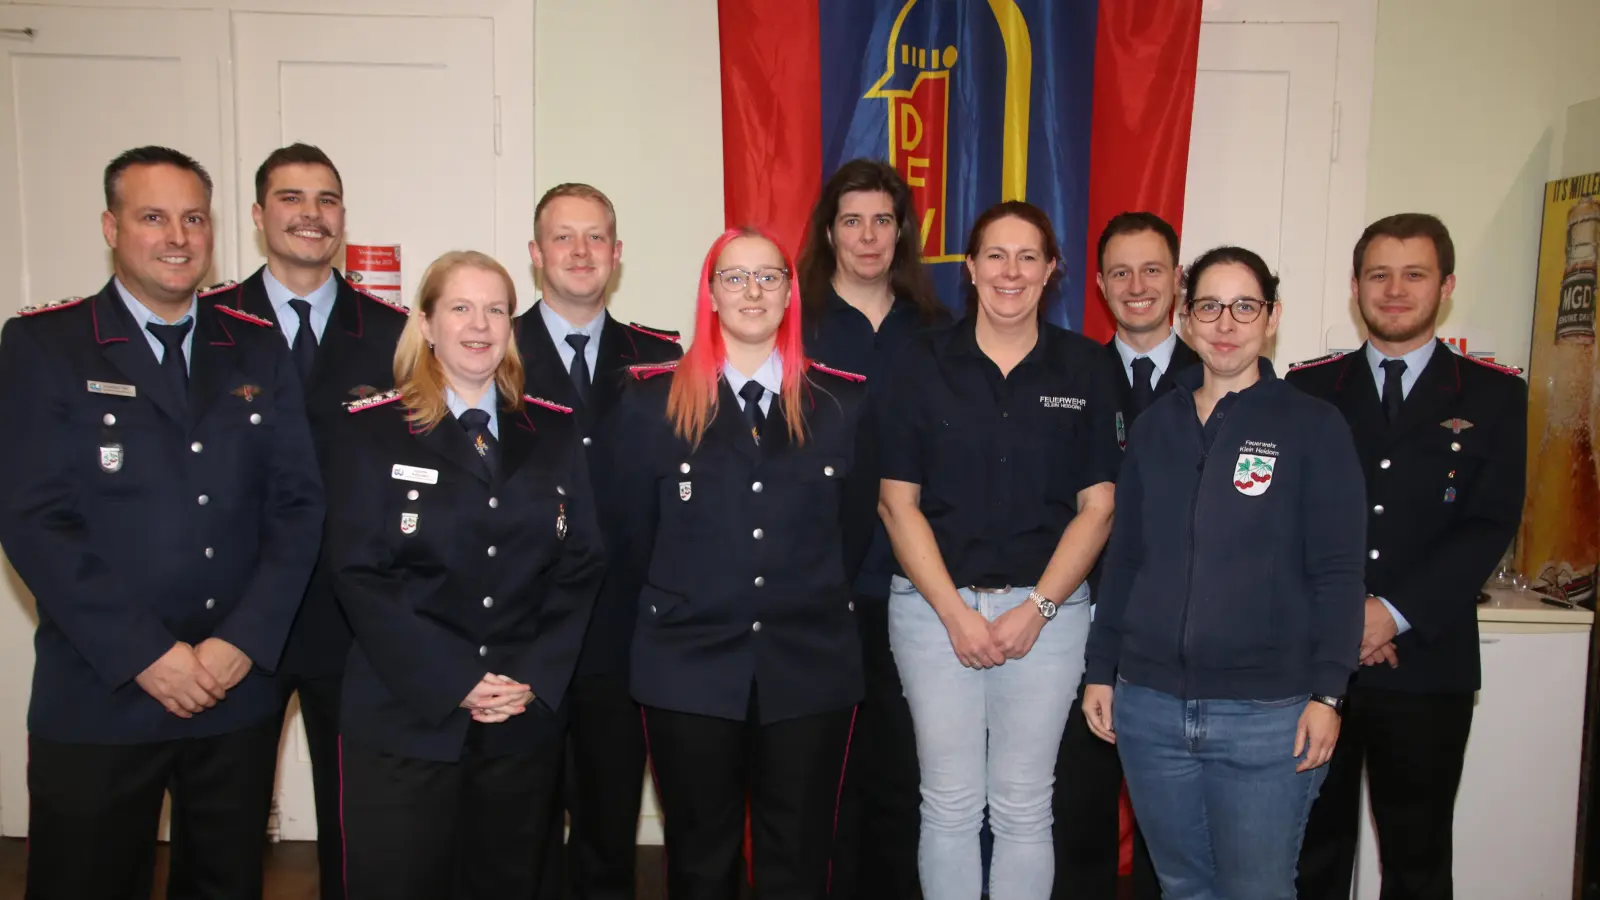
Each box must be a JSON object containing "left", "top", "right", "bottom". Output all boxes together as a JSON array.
[
  {"left": 17, "top": 297, "right": 85, "bottom": 316},
  {"left": 523, "top": 395, "right": 573, "bottom": 414},
  {"left": 198, "top": 280, "right": 238, "bottom": 298},
  {"left": 1463, "top": 355, "right": 1523, "bottom": 376},
  {"left": 344, "top": 389, "right": 403, "bottom": 412},
  {"left": 626, "top": 322, "right": 681, "bottom": 343},
  {"left": 215, "top": 305, "right": 274, "bottom": 327},
  {"left": 810, "top": 361, "right": 867, "bottom": 383},
  {"left": 1287, "top": 351, "right": 1348, "bottom": 373},
  {"left": 352, "top": 284, "right": 410, "bottom": 316},
  {"left": 629, "top": 361, "right": 679, "bottom": 380}
]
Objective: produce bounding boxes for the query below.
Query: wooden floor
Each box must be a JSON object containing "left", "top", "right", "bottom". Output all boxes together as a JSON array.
[{"left": 0, "top": 839, "right": 674, "bottom": 899}]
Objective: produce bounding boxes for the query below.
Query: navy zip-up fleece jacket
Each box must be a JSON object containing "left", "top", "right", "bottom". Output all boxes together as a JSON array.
[{"left": 1084, "top": 359, "right": 1366, "bottom": 700}]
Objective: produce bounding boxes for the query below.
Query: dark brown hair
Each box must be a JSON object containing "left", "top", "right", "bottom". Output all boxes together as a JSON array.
[
  {"left": 254, "top": 143, "right": 342, "bottom": 207},
  {"left": 963, "top": 201, "right": 1063, "bottom": 322},
  {"left": 1353, "top": 213, "right": 1455, "bottom": 278},
  {"left": 796, "top": 159, "right": 942, "bottom": 325},
  {"left": 1096, "top": 211, "right": 1180, "bottom": 271},
  {"left": 1183, "top": 245, "right": 1280, "bottom": 308},
  {"left": 105, "top": 146, "right": 212, "bottom": 212}
]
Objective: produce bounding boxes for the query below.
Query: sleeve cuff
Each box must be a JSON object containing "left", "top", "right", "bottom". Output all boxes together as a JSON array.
[
  {"left": 1376, "top": 596, "right": 1411, "bottom": 635},
  {"left": 1311, "top": 663, "right": 1355, "bottom": 700},
  {"left": 1084, "top": 657, "right": 1116, "bottom": 687}
]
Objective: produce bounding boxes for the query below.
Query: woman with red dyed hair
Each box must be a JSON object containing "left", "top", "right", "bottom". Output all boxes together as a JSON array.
[{"left": 608, "top": 227, "right": 875, "bottom": 899}]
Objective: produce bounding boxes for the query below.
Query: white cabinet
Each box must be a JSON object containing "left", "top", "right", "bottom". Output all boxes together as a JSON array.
[{"left": 1353, "top": 598, "right": 1592, "bottom": 900}]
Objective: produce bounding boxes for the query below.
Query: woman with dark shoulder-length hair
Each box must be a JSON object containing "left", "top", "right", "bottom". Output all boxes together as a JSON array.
[
  {"left": 877, "top": 201, "right": 1121, "bottom": 899},
  {"left": 1082, "top": 246, "right": 1365, "bottom": 900},
  {"left": 610, "top": 227, "right": 874, "bottom": 900},
  {"left": 327, "top": 250, "right": 605, "bottom": 900},
  {"left": 795, "top": 158, "right": 951, "bottom": 896}
]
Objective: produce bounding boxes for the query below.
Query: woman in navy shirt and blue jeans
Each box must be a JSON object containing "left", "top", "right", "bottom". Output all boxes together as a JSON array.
[{"left": 1082, "top": 246, "right": 1366, "bottom": 900}]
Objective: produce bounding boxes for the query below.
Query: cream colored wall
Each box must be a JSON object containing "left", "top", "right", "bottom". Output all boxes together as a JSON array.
[
  {"left": 534, "top": 0, "right": 724, "bottom": 339},
  {"left": 1364, "top": 0, "right": 1600, "bottom": 370}
]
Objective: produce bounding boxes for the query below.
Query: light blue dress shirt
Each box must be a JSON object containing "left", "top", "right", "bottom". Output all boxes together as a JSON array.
[
  {"left": 263, "top": 267, "right": 339, "bottom": 347},
  {"left": 723, "top": 351, "right": 783, "bottom": 416},
  {"left": 1113, "top": 328, "right": 1179, "bottom": 389},
  {"left": 539, "top": 302, "right": 605, "bottom": 383},
  {"left": 114, "top": 279, "right": 196, "bottom": 370},
  {"left": 446, "top": 386, "right": 500, "bottom": 439},
  {"left": 1361, "top": 338, "right": 1440, "bottom": 636}
]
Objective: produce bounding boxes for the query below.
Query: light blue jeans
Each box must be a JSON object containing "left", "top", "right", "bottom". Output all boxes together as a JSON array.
[{"left": 888, "top": 576, "right": 1091, "bottom": 900}]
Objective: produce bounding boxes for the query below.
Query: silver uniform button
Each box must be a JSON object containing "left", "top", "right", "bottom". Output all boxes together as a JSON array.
[
  {"left": 1451, "top": 442, "right": 1461, "bottom": 452},
  {"left": 478, "top": 645, "right": 488, "bottom": 657},
  {"left": 754, "top": 576, "right": 765, "bottom": 587},
  {"left": 102, "top": 413, "right": 115, "bottom": 426},
  {"left": 407, "top": 489, "right": 419, "bottom": 501},
  {"left": 557, "top": 485, "right": 566, "bottom": 496},
  {"left": 824, "top": 466, "right": 835, "bottom": 476},
  {"left": 753, "top": 528, "right": 764, "bottom": 540},
  {"left": 1379, "top": 459, "right": 1392, "bottom": 470},
  {"left": 848, "top": 601, "right": 855, "bottom": 612},
  {"left": 650, "top": 604, "right": 658, "bottom": 615},
  {"left": 751, "top": 621, "right": 762, "bottom": 632},
  {"left": 204, "top": 547, "right": 214, "bottom": 559},
  {"left": 1373, "top": 505, "right": 1385, "bottom": 515},
  {"left": 487, "top": 546, "right": 497, "bottom": 557},
  {"left": 483, "top": 597, "right": 494, "bottom": 609},
  {"left": 205, "top": 598, "right": 215, "bottom": 610},
  {"left": 1369, "top": 549, "right": 1381, "bottom": 560},
  {"left": 197, "top": 494, "right": 209, "bottom": 505},
  {"left": 583, "top": 436, "right": 593, "bottom": 447},
  {"left": 488, "top": 497, "right": 499, "bottom": 508},
  {"left": 680, "top": 463, "right": 691, "bottom": 474},
  {"left": 190, "top": 441, "right": 203, "bottom": 454},
  {"left": 250, "top": 413, "right": 262, "bottom": 425},
  {"left": 752, "top": 481, "right": 763, "bottom": 493}
]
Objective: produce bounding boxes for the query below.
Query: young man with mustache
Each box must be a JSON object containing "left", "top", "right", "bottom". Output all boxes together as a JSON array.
[{"left": 198, "top": 143, "right": 410, "bottom": 899}]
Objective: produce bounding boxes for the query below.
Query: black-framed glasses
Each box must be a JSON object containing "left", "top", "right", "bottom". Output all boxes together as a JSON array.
[
  {"left": 1189, "top": 298, "right": 1272, "bottom": 323},
  {"left": 714, "top": 267, "right": 790, "bottom": 292}
]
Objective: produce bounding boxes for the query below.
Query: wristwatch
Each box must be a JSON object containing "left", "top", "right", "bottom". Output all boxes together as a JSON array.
[
  {"left": 1028, "top": 589, "right": 1058, "bottom": 621},
  {"left": 1310, "top": 694, "right": 1345, "bottom": 714}
]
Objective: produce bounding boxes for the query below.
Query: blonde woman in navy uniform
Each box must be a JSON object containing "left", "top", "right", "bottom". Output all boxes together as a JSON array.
[
  {"left": 610, "top": 227, "right": 872, "bottom": 900},
  {"left": 326, "top": 250, "right": 605, "bottom": 900}
]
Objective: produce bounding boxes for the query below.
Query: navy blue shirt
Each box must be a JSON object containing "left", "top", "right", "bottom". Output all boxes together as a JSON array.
[
  {"left": 878, "top": 317, "right": 1122, "bottom": 588},
  {"left": 804, "top": 289, "right": 947, "bottom": 597}
]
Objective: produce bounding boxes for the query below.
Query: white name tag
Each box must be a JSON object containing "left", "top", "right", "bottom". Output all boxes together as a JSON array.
[
  {"left": 87, "top": 381, "right": 137, "bottom": 398},
  {"left": 391, "top": 464, "right": 439, "bottom": 484}
]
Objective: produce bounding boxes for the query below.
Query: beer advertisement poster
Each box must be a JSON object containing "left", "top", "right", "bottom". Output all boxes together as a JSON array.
[{"left": 1517, "top": 173, "right": 1600, "bottom": 606}]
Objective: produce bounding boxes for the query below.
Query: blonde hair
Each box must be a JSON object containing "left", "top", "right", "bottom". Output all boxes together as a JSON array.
[
  {"left": 393, "top": 250, "right": 525, "bottom": 431},
  {"left": 533, "top": 182, "right": 617, "bottom": 240}
]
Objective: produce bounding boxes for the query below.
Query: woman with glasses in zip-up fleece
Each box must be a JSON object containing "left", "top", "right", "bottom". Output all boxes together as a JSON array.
[{"left": 1081, "top": 245, "right": 1367, "bottom": 900}]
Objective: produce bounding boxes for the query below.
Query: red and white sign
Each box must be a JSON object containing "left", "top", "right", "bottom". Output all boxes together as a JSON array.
[{"left": 345, "top": 244, "right": 403, "bottom": 306}]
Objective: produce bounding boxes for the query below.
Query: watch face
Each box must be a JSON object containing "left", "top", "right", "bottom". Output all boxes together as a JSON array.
[{"left": 1038, "top": 599, "right": 1058, "bottom": 618}]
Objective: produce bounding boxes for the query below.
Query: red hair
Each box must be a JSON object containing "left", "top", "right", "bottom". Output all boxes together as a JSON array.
[{"left": 667, "top": 227, "right": 810, "bottom": 448}]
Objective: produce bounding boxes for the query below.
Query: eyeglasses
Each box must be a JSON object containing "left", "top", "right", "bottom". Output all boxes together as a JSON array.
[
  {"left": 1188, "top": 298, "right": 1272, "bottom": 323},
  {"left": 714, "top": 267, "right": 790, "bottom": 292}
]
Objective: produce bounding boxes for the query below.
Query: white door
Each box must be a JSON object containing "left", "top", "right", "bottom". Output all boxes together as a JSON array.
[
  {"left": 1181, "top": 22, "right": 1339, "bottom": 367},
  {"left": 231, "top": 11, "right": 503, "bottom": 838},
  {"left": 0, "top": 5, "right": 226, "bottom": 838}
]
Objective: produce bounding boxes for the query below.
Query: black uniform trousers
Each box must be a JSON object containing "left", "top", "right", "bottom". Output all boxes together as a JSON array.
[
  {"left": 559, "top": 672, "right": 651, "bottom": 900},
  {"left": 643, "top": 693, "right": 854, "bottom": 900},
  {"left": 828, "top": 593, "right": 922, "bottom": 900},
  {"left": 26, "top": 717, "right": 280, "bottom": 900},
  {"left": 1297, "top": 687, "right": 1475, "bottom": 900},
  {"left": 340, "top": 723, "right": 565, "bottom": 900},
  {"left": 1052, "top": 684, "right": 1159, "bottom": 900},
  {"left": 274, "top": 673, "right": 343, "bottom": 900}
]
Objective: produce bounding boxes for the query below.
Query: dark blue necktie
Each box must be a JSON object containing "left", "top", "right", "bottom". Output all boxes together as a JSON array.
[
  {"left": 458, "top": 408, "right": 500, "bottom": 481},
  {"left": 146, "top": 320, "right": 193, "bottom": 408},
  {"left": 1381, "top": 358, "right": 1407, "bottom": 424}
]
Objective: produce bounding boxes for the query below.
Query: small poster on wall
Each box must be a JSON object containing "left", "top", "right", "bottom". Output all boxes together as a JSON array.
[
  {"left": 345, "top": 244, "right": 403, "bottom": 307},
  {"left": 1516, "top": 173, "right": 1600, "bottom": 605}
]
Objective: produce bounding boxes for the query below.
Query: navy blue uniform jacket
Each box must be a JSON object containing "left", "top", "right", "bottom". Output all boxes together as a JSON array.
[
  {"left": 514, "top": 306, "right": 682, "bottom": 677},
  {"left": 0, "top": 281, "right": 325, "bottom": 743},
  {"left": 326, "top": 391, "right": 605, "bottom": 761},
  {"left": 1085, "top": 360, "right": 1367, "bottom": 701},
  {"left": 612, "top": 361, "right": 872, "bottom": 724}
]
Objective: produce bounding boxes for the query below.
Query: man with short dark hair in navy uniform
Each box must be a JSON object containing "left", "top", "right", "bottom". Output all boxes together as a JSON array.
[
  {"left": 0, "top": 145, "right": 324, "bottom": 899},
  {"left": 191, "top": 142, "right": 408, "bottom": 899},
  {"left": 1292, "top": 213, "right": 1528, "bottom": 900},
  {"left": 520, "top": 182, "right": 682, "bottom": 900}
]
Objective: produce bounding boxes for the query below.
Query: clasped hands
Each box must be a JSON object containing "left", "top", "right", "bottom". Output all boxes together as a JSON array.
[
  {"left": 134, "top": 638, "right": 253, "bottom": 719},
  {"left": 461, "top": 673, "right": 535, "bottom": 724},
  {"left": 943, "top": 602, "right": 1047, "bottom": 669}
]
